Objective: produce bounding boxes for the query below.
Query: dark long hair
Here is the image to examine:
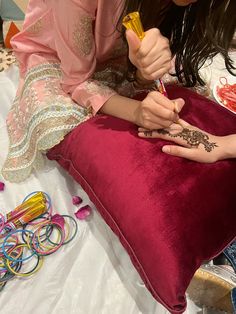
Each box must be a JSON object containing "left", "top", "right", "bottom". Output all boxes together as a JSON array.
[{"left": 118, "top": 0, "right": 236, "bottom": 86}]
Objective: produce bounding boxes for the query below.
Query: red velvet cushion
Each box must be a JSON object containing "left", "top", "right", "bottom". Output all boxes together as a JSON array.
[{"left": 47, "top": 86, "right": 236, "bottom": 314}]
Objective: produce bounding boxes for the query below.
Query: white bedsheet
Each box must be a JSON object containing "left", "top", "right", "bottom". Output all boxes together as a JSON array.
[{"left": 0, "top": 57, "right": 234, "bottom": 314}]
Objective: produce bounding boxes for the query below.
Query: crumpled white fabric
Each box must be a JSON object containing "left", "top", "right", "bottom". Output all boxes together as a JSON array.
[{"left": 0, "top": 63, "right": 231, "bottom": 314}]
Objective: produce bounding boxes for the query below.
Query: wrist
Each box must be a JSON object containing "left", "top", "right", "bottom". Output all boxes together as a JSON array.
[
  {"left": 102, "top": 94, "right": 141, "bottom": 125},
  {"left": 136, "top": 69, "right": 154, "bottom": 87},
  {"left": 218, "top": 135, "right": 236, "bottom": 160},
  {"left": 133, "top": 101, "right": 142, "bottom": 126}
]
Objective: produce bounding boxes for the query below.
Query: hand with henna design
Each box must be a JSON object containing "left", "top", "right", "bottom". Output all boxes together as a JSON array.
[{"left": 138, "top": 119, "right": 236, "bottom": 163}]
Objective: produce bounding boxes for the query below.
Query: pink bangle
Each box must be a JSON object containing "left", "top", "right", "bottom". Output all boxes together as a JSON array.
[{"left": 31, "top": 221, "right": 65, "bottom": 255}]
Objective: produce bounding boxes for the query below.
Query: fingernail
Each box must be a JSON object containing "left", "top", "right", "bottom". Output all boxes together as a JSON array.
[
  {"left": 174, "top": 99, "right": 184, "bottom": 113},
  {"left": 174, "top": 103, "right": 181, "bottom": 113},
  {"left": 162, "top": 146, "right": 170, "bottom": 153}
]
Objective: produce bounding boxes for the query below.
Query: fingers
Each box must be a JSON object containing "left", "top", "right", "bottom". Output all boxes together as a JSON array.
[
  {"left": 138, "top": 125, "right": 183, "bottom": 141},
  {"left": 138, "top": 123, "right": 183, "bottom": 135},
  {"left": 162, "top": 145, "right": 197, "bottom": 161},
  {"left": 141, "top": 64, "right": 172, "bottom": 81},
  {"left": 138, "top": 119, "right": 190, "bottom": 133},
  {"left": 138, "top": 128, "right": 202, "bottom": 161},
  {"left": 138, "top": 48, "right": 171, "bottom": 80},
  {"left": 140, "top": 115, "right": 178, "bottom": 130},
  {"left": 173, "top": 99, "right": 185, "bottom": 114},
  {"left": 127, "top": 27, "right": 172, "bottom": 81},
  {"left": 138, "top": 121, "right": 167, "bottom": 130},
  {"left": 145, "top": 96, "right": 179, "bottom": 121},
  {"left": 138, "top": 124, "right": 193, "bottom": 148},
  {"left": 139, "top": 93, "right": 185, "bottom": 129},
  {"left": 138, "top": 29, "right": 169, "bottom": 58},
  {"left": 126, "top": 29, "right": 141, "bottom": 53},
  {"left": 148, "top": 91, "right": 175, "bottom": 111},
  {"left": 148, "top": 92, "right": 185, "bottom": 115},
  {"left": 138, "top": 54, "right": 171, "bottom": 80},
  {"left": 162, "top": 144, "right": 219, "bottom": 163},
  {"left": 138, "top": 43, "right": 171, "bottom": 64}
]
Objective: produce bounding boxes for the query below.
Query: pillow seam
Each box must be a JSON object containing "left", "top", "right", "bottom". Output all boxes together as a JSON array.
[{"left": 50, "top": 153, "right": 185, "bottom": 313}]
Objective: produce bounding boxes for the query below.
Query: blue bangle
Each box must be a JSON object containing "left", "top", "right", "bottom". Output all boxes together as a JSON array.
[
  {"left": 2, "top": 230, "right": 36, "bottom": 262},
  {"left": 48, "top": 215, "right": 78, "bottom": 246},
  {"left": 0, "top": 257, "right": 22, "bottom": 283}
]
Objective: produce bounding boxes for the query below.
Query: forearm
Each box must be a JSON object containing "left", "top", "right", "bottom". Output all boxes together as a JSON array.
[
  {"left": 99, "top": 94, "right": 140, "bottom": 125},
  {"left": 221, "top": 134, "right": 236, "bottom": 159}
]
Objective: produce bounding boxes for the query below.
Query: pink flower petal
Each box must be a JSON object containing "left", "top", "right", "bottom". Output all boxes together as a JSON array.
[
  {"left": 74, "top": 205, "right": 91, "bottom": 220},
  {"left": 0, "top": 182, "right": 5, "bottom": 191},
  {"left": 51, "top": 214, "right": 65, "bottom": 229},
  {"left": 72, "top": 196, "right": 83, "bottom": 205}
]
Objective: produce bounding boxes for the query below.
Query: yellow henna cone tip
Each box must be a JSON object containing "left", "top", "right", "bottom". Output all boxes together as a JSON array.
[
  {"left": 122, "top": 12, "right": 145, "bottom": 40},
  {"left": 6, "top": 192, "right": 48, "bottom": 228}
]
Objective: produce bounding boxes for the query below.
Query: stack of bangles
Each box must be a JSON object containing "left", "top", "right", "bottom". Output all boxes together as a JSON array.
[{"left": 0, "top": 192, "right": 78, "bottom": 292}]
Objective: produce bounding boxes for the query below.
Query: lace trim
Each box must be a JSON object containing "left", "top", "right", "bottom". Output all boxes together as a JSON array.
[
  {"left": 2, "top": 62, "right": 91, "bottom": 183},
  {"left": 9, "top": 106, "right": 87, "bottom": 156},
  {"left": 10, "top": 101, "right": 79, "bottom": 149},
  {"left": 2, "top": 112, "right": 90, "bottom": 183},
  {"left": 21, "top": 64, "right": 61, "bottom": 97}
]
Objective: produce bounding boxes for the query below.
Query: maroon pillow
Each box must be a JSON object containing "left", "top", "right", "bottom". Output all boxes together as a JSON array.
[{"left": 47, "top": 86, "right": 236, "bottom": 314}]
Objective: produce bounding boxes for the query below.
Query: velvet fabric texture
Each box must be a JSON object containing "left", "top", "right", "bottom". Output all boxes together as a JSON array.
[{"left": 47, "top": 86, "right": 236, "bottom": 314}]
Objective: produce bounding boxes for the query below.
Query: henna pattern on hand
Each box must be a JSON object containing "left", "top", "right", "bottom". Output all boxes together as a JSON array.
[{"left": 144, "top": 128, "right": 218, "bottom": 152}]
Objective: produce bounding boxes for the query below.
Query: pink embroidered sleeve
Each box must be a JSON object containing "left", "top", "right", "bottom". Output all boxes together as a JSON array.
[{"left": 52, "top": 0, "right": 117, "bottom": 114}]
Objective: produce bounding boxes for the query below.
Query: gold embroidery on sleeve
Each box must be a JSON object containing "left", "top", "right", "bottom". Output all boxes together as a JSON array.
[
  {"left": 73, "top": 16, "right": 93, "bottom": 56},
  {"left": 26, "top": 20, "right": 43, "bottom": 35}
]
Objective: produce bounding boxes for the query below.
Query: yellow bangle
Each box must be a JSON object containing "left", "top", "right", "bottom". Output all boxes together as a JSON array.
[{"left": 5, "top": 243, "right": 44, "bottom": 277}]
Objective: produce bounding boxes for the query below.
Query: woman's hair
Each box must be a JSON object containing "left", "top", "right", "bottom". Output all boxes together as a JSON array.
[{"left": 118, "top": 0, "right": 236, "bottom": 86}]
